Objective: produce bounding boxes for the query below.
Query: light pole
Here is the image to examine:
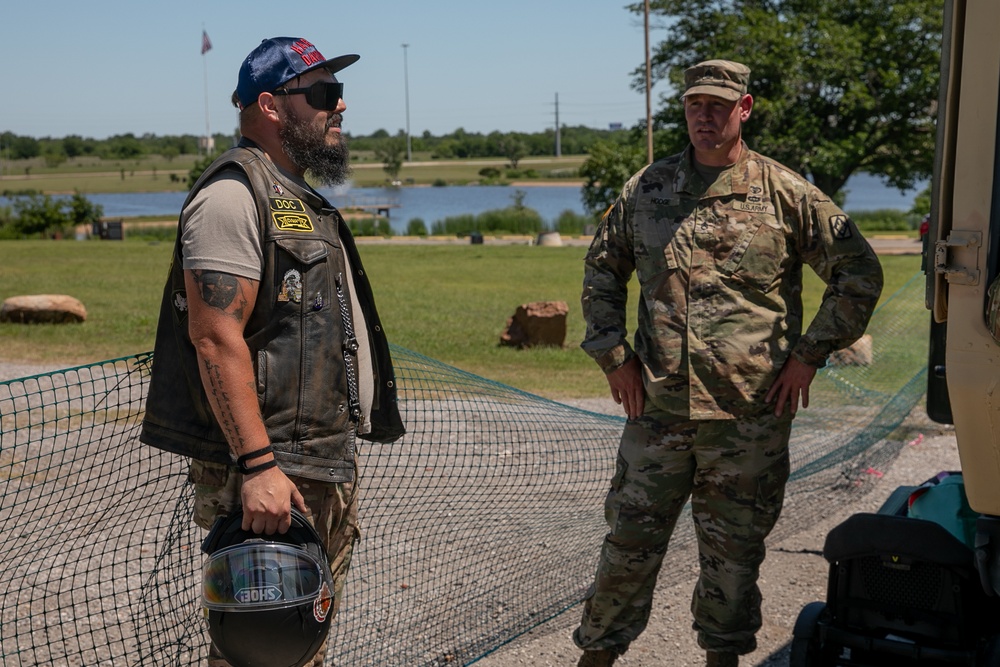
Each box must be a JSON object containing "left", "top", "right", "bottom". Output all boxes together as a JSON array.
[
  {"left": 644, "top": 0, "right": 653, "bottom": 164},
  {"left": 402, "top": 43, "right": 412, "bottom": 162}
]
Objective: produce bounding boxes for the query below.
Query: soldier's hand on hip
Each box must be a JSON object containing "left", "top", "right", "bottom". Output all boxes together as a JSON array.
[
  {"left": 765, "top": 356, "right": 817, "bottom": 418},
  {"left": 606, "top": 357, "right": 645, "bottom": 420}
]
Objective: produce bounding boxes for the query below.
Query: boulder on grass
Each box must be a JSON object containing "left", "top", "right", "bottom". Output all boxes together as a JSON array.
[
  {"left": 828, "top": 334, "right": 873, "bottom": 366},
  {"left": 500, "top": 301, "right": 568, "bottom": 348},
  {"left": 1, "top": 294, "right": 87, "bottom": 324}
]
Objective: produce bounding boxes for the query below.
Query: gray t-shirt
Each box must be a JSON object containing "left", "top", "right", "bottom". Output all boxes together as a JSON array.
[{"left": 180, "top": 168, "right": 375, "bottom": 435}]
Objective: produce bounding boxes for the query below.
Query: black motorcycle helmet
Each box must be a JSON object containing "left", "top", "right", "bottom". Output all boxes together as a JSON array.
[{"left": 201, "top": 507, "right": 334, "bottom": 667}]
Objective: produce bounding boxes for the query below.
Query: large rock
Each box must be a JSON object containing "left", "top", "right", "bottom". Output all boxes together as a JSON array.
[
  {"left": 1, "top": 294, "right": 87, "bottom": 324},
  {"left": 828, "top": 334, "right": 873, "bottom": 366},
  {"left": 500, "top": 301, "right": 568, "bottom": 348}
]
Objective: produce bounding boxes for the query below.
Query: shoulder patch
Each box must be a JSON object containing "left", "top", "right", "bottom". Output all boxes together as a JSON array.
[{"left": 829, "top": 214, "right": 853, "bottom": 240}]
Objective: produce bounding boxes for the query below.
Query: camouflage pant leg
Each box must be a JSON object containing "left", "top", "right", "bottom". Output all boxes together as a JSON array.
[
  {"left": 573, "top": 413, "right": 701, "bottom": 651},
  {"left": 688, "top": 414, "right": 791, "bottom": 654},
  {"left": 190, "top": 460, "right": 360, "bottom": 667},
  {"left": 291, "top": 472, "right": 360, "bottom": 667}
]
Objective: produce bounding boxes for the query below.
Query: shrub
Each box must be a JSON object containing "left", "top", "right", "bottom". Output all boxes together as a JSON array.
[
  {"left": 347, "top": 217, "right": 393, "bottom": 237},
  {"left": 848, "top": 208, "right": 914, "bottom": 232},
  {"left": 555, "top": 209, "right": 598, "bottom": 237},
  {"left": 430, "top": 206, "right": 544, "bottom": 236},
  {"left": 406, "top": 218, "right": 428, "bottom": 236}
]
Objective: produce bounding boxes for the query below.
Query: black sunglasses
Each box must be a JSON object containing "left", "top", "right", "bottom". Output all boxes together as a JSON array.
[{"left": 273, "top": 81, "right": 344, "bottom": 111}]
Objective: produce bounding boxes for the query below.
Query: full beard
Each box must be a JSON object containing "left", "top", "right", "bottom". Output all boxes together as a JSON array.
[{"left": 279, "top": 107, "right": 352, "bottom": 187}]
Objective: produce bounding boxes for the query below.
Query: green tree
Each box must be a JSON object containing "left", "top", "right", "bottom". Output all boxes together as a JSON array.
[
  {"left": 9, "top": 194, "right": 70, "bottom": 237},
  {"left": 187, "top": 153, "right": 218, "bottom": 189},
  {"left": 374, "top": 135, "right": 406, "bottom": 181},
  {"left": 635, "top": 0, "right": 942, "bottom": 197},
  {"left": 102, "top": 133, "right": 145, "bottom": 159},
  {"left": 579, "top": 140, "right": 647, "bottom": 214},
  {"left": 497, "top": 135, "right": 527, "bottom": 169},
  {"left": 68, "top": 191, "right": 104, "bottom": 226},
  {"left": 910, "top": 184, "right": 932, "bottom": 218},
  {"left": 61, "top": 135, "right": 87, "bottom": 158},
  {"left": 43, "top": 148, "right": 67, "bottom": 168},
  {"left": 0, "top": 132, "right": 39, "bottom": 160}
]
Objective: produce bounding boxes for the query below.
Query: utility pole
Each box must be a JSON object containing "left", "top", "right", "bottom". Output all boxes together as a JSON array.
[
  {"left": 402, "top": 43, "right": 412, "bottom": 162},
  {"left": 554, "top": 93, "right": 561, "bottom": 157},
  {"left": 644, "top": 0, "right": 654, "bottom": 164}
]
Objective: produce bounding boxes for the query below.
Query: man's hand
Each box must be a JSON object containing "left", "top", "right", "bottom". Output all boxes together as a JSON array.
[
  {"left": 239, "top": 466, "right": 307, "bottom": 535},
  {"left": 607, "top": 357, "right": 645, "bottom": 420},
  {"left": 765, "top": 356, "right": 817, "bottom": 418}
]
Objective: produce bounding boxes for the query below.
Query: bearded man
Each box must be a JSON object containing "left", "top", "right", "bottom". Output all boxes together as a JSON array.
[{"left": 140, "top": 36, "right": 404, "bottom": 667}]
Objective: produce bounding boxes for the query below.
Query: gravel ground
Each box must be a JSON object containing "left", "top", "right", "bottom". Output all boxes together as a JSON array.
[
  {"left": 0, "top": 364, "right": 959, "bottom": 667},
  {"left": 474, "top": 400, "right": 960, "bottom": 667}
]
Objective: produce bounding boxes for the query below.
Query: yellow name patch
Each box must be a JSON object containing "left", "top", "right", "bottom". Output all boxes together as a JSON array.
[
  {"left": 270, "top": 198, "right": 314, "bottom": 232},
  {"left": 270, "top": 197, "right": 306, "bottom": 213}
]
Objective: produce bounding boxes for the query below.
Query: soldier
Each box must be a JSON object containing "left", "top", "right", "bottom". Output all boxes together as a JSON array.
[{"left": 574, "top": 60, "right": 883, "bottom": 667}]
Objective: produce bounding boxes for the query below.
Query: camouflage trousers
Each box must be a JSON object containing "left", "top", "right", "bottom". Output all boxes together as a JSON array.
[
  {"left": 189, "top": 459, "right": 360, "bottom": 667},
  {"left": 573, "top": 407, "right": 792, "bottom": 655}
]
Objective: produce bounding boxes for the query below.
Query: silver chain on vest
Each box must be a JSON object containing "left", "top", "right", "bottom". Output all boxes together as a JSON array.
[{"left": 335, "top": 272, "right": 361, "bottom": 424}]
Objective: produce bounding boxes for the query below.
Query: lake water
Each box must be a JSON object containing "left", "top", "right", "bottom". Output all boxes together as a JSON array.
[{"left": 2, "top": 171, "right": 926, "bottom": 235}]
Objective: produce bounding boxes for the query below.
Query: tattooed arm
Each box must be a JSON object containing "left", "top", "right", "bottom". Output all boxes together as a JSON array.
[{"left": 184, "top": 268, "right": 306, "bottom": 535}]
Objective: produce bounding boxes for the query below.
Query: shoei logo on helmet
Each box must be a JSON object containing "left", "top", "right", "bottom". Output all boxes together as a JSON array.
[{"left": 236, "top": 585, "right": 283, "bottom": 604}]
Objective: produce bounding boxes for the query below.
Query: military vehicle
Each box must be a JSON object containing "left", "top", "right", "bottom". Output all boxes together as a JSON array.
[{"left": 791, "top": 2, "right": 1000, "bottom": 664}]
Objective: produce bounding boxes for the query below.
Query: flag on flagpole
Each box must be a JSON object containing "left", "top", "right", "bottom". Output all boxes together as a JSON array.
[{"left": 201, "top": 30, "right": 213, "bottom": 55}]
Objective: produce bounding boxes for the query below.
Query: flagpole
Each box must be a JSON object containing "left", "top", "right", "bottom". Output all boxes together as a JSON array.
[{"left": 202, "top": 27, "right": 211, "bottom": 156}]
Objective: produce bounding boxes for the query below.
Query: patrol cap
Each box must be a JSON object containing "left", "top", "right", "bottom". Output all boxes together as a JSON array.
[
  {"left": 682, "top": 60, "right": 750, "bottom": 101},
  {"left": 236, "top": 37, "right": 359, "bottom": 109}
]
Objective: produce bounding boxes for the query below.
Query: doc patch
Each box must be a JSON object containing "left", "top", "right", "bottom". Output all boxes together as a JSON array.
[
  {"left": 270, "top": 197, "right": 314, "bottom": 232},
  {"left": 829, "top": 214, "right": 853, "bottom": 240}
]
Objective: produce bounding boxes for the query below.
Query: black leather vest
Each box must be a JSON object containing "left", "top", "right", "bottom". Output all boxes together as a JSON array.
[{"left": 140, "top": 141, "right": 404, "bottom": 482}]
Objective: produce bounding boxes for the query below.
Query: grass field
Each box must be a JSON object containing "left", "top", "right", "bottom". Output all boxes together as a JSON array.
[{"left": 0, "top": 240, "right": 922, "bottom": 398}]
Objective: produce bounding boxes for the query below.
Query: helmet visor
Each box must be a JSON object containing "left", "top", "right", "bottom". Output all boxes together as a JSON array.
[{"left": 203, "top": 542, "right": 331, "bottom": 611}]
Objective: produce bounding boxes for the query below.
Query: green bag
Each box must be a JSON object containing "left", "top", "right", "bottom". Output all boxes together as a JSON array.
[{"left": 908, "top": 472, "right": 979, "bottom": 548}]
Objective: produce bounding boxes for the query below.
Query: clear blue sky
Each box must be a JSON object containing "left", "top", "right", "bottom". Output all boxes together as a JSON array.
[{"left": 2, "top": 1, "right": 670, "bottom": 140}]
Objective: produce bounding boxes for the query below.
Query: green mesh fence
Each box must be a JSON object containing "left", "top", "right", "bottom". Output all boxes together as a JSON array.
[{"left": 0, "top": 273, "right": 931, "bottom": 666}]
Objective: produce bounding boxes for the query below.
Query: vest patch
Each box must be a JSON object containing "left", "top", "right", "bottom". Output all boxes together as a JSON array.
[
  {"left": 278, "top": 269, "right": 303, "bottom": 303},
  {"left": 732, "top": 200, "right": 775, "bottom": 214},
  {"left": 273, "top": 212, "right": 314, "bottom": 232},
  {"left": 270, "top": 198, "right": 314, "bottom": 232},
  {"left": 270, "top": 197, "right": 306, "bottom": 213}
]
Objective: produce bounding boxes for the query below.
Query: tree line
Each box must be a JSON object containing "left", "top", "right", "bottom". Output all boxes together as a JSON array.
[{"left": 0, "top": 125, "right": 627, "bottom": 167}]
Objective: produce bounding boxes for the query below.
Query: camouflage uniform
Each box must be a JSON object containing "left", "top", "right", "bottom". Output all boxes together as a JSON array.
[{"left": 575, "top": 142, "right": 883, "bottom": 654}]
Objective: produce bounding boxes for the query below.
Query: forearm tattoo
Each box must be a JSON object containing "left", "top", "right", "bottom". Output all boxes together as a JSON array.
[
  {"left": 192, "top": 270, "right": 249, "bottom": 321},
  {"left": 202, "top": 358, "right": 247, "bottom": 450}
]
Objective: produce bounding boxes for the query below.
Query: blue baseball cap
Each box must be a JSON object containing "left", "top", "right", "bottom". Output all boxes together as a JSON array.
[{"left": 236, "top": 37, "right": 359, "bottom": 109}]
